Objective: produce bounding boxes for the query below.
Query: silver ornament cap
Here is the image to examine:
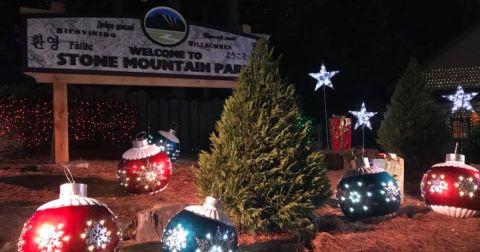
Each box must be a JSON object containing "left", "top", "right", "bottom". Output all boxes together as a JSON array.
[
  {"left": 132, "top": 139, "right": 149, "bottom": 148},
  {"left": 185, "top": 196, "right": 232, "bottom": 226},
  {"left": 204, "top": 196, "right": 222, "bottom": 209},
  {"left": 159, "top": 129, "right": 180, "bottom": 143},
  {"left": 60, "top": 183, "right": 87, "bottom": 198},
  {"left": 445, "top": 153, "right": 465, "bottom": 163},
  {"left": 355, "top": 157, "right": 370, "bottom": 169}
]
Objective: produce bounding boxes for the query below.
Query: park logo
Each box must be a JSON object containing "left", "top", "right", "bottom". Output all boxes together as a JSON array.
[{"left": 143, "top": 6, "right": 189, "bottom": 47}]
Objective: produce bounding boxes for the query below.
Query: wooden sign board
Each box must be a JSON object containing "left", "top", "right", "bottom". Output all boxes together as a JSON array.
[{"left": 23, "top": 8, "right": 257, "bottom": 163}]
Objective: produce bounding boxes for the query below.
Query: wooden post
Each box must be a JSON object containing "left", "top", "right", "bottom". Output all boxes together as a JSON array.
[{"left": 53, "top": 78, "right": 69, "bottom": 163}]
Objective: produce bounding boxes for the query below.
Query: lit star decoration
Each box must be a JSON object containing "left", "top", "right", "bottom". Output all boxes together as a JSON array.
[
  {"left": 163, "top": 223, "right": 188, "bottom": 252},
  {"left": 309, "top": 63, "right": 339, "bottom": 90},
  {"left": 349, "top": 102, "right": 377, "bottom": 130},
  {"left": 442, "top": 85, "right": 478, "bottom": 113}
]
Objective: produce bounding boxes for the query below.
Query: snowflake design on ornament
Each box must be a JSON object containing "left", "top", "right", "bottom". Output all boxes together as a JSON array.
[
  {"left": 133, "top": 160, "right": 167, "bottom": 191},
  {"left": 34, "top": 223, "right": 70, "bottom": 252},
  {"left": 428, "top": 174, "right": 448, "bottom": 193},
  {"left": 338, "top": 182, "right": 372, "bottom": 213},
  {"left": 380, "top": 181, "right": 400, "bottom": 202},
  {"left": 164, "top": 223, "right": 188, "bottom": 252},
  {"left": 455, "top": 175, "right": 479, "bottom": 198},
  {"left": 81, "top": 220, "right": 111, "bottom": 250},
  {"left": 195, "top": 226, "right": 236, "bottom": 252}
]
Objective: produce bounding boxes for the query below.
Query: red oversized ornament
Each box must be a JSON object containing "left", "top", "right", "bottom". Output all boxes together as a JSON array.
[
  {"left": 118, "top": 138, "right": 172, "bottom": 194},
  {"left": 18, "top": 183, "right": 120, "bottom": 251},
  {"left": 421, "top": 153, "right": 480, "bottom": 218}
]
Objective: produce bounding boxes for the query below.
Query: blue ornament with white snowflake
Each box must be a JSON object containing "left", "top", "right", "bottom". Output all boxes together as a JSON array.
[
  {"left": 162, "top": 196, "right": 238, "bottom": 252},
  {"left": 336, "top": 157, "right": 401, "bottom": 220},
  {"left": 151, "top": 129, "right": 181, "bottom": 161}
]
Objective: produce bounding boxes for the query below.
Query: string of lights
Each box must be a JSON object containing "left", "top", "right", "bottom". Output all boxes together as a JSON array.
[
  {"left": 425, "top": 66, "right": 480, "bottom": 89},
  {"left": 0, "top": 98, "right": 136, "bottom": 147}
]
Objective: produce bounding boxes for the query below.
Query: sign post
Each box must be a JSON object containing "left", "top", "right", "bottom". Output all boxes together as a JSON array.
[{"left": 53, "top": 79, "right": 69, "bottom": 162}]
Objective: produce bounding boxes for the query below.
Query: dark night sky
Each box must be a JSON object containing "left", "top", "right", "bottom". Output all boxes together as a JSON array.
[
  {"left": 3, "top": 0, "right": 480, "bottom": 147},
  {"left": 237, "top": 0, "right": 480, "bottom": 146},
  {"left": 238, "top": 0, "right": 480, "bottom": 146}
]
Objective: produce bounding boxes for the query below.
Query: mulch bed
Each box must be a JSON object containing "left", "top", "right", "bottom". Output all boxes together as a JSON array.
[{"left": 0, "top": 159, "right": 479, "bottom": 251}]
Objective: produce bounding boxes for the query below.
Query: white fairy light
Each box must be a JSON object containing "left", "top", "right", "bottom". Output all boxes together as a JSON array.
[
  {"left": 442, "top": 85, "right": 478, "bottom": 113},
  {"left": 349, "top": 102, "right": 377, "bottom": 130},
  {"left": 309, "top": 63, "right": 339, "bottom": 90}
]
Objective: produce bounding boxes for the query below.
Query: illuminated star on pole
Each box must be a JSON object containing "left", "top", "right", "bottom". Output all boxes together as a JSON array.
[
  {"left": 309, "top": 63, "right": 339, "bottom": 91},
  {"left": 442, "top": 85, "right": 478, "bottom": 113},
  {"left": 349, "top": 102, "right": 377, "bottom": 130}
]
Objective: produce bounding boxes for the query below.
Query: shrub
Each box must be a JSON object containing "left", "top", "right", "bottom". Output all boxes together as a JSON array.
[{"left": 196, "top": 39, "right": 331, "bottom": 235}]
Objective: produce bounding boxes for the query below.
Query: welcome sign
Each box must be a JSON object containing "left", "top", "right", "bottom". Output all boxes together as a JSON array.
[{"left": 24, "top": 7, "right": 258, "bottom": 79}]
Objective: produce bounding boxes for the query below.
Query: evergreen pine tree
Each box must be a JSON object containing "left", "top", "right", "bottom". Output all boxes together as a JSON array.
[
  {"left": 196, "top": 39, "right": 331, "bottom": 235},
  {"left": 377, "top": 58, "right": 449, "bottom": 170}
]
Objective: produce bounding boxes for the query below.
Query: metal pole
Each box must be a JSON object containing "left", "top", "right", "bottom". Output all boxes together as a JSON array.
[
  {"left": 362, "top": 126, "right": 365, "bottom": 150},
  {"left": 323, "top": 85, "right": 330, "bottom": 149},
  {"left": 147, "top": 102, "right": 151, "bottom": 135}
]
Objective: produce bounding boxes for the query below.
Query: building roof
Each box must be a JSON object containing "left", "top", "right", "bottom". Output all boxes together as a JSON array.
[{"left": 425, "top": 23, "right": 480, "bottom": 89}]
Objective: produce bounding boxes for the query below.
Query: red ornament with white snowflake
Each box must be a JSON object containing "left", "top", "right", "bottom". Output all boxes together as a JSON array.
[
  {"left": 421, "top": 153, "right": 480, "bottom": 218},
  {"left": 118, "top": 137, "right": 172, "bottom": 194},
  {"left": 18, "top": 183, "right": 120, "bottom": 251}
]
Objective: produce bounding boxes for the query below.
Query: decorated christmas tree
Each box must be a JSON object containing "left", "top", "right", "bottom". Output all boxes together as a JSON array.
[
  {"left": 377, "top": 58, "right": 448, "bottom": 170},
  {"left": 196, "top": 39, "right": 331, "bottom": 235}
]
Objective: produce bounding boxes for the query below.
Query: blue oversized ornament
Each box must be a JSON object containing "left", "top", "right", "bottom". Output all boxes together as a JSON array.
[
  {"left": 162, "top": 196, "right": 238, "bottom": 252},
  {"left": 336, "top": 157, "right": 401, "bottom": 220},
  {"left": 151, "top": 129, "right": 180, "bottom": 161}
]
